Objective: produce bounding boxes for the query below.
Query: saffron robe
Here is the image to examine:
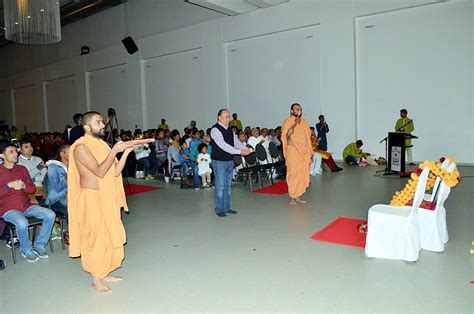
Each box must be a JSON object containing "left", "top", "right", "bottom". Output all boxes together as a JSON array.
[
  {"left": 281, "top": 116, "right": 312, "bottom": 199},
  {"left": 68, "top": 134, "right": 128, "bottom": 279}
]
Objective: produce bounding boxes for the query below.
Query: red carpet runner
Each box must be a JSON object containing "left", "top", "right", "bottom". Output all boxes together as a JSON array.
[
  {"left": 252, "top": 181, "right": 288, "bottom": 195},
  {"left": 310, "top": 216, "right": 367, "bottom": 248},
  {"left": 124, "top": 184, "right": 160, "bottom": 196}
]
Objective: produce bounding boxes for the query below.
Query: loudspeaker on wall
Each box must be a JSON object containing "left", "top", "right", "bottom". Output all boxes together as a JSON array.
[{"left": 122, "top": 36, "right": 138, "bottom": 55}]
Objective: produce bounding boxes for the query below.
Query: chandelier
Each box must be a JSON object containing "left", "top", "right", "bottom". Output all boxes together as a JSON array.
[{"left": 3, "top": 0, "right": 61, "bottom": 44}]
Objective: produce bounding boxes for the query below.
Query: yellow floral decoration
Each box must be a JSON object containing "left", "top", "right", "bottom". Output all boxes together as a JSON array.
[{"left": 389, "top": 157, "right": 460, "bottom": 207}]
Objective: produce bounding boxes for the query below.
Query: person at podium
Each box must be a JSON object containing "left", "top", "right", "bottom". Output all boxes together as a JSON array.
[{"left": 395, "top": 109, "right": 415, "bottom": 165}]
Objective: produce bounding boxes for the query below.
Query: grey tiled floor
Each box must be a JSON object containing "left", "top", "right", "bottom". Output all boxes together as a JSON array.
[{"left": 0, "top": 165, "right": 472, "bottom": 312}]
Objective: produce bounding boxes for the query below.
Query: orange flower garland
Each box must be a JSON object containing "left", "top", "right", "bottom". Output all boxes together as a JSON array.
[{"left": 389, "top": 157, "right": 460, "bottom": 207}]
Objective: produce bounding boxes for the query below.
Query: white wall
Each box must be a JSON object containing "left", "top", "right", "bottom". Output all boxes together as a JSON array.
[
  {"left": 144, "top": 48, "right": 206, "bottom": 131},
  {"left": 226, "top": 25, "right": 321, "bottom": 129},
  {"left": 45, "top": 75, "right": 78, "bottom": 132},
  {"left": 0, "top": 0, "right": 472, "bottom": 163},
  {"left": 356, "top": 2, "right": 473, "bottom": 163}
]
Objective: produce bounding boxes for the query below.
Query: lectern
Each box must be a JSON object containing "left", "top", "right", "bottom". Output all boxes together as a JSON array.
[{"left": 388, "top": 132, "right": 408, "bottom": 173}]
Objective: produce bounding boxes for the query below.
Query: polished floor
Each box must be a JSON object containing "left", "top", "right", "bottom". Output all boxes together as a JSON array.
[{"left": 0, "top": 165, "right": 472, "bottom": 312}]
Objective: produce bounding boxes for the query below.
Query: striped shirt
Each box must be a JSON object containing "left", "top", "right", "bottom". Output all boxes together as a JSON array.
[{"left": 210, "top": 122, "right": 248, "bottom": 155}]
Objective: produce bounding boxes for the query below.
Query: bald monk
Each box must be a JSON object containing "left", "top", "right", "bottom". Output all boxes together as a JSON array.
[
  {"left": 282, "top": 103, "right": 312, "bottom": 205},
  {"left": 68, "top": 111, "right": 145, "bottom": 293}
]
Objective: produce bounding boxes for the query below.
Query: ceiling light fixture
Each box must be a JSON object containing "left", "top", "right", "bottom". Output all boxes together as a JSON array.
[{"left": 3, "top": 0, "right": 61, "bottom": 44}]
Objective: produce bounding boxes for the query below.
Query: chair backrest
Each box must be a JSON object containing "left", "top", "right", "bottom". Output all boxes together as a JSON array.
[
  {"left": 431, "top": 181, "right": 450, "bottom": 212},
  {"left": 435, "top": 162, "right": 456, "bottom": 208},
  {"left": 255, "top": 143, "right": 268, "bottom": 163},
  {"left": 268, "top": 142, "right": 280, "bottom": 160},
  {"left": 429, "top": 158, "right": 451, "bottom": 201},
  {"left": 410, "top": 167, "right": 430, "bottom": 215},
  {"left": 244, "top": 152, "right": 257, "bottom": 166},
  {"left": 233, "top": 155, "right": 242, "bottom": 167}
]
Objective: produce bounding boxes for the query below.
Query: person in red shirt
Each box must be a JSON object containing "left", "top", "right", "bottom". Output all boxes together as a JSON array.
[{"left": 0, "top": 142, "right": 55, "bottom": 263}]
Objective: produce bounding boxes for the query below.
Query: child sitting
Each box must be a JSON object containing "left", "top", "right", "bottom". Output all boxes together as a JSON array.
[
  {"left": 179, "top": 138, "right": 192, "bottom": 178},
  {"left": 196, "top": 143, "right": 212, "bottom": 189}
]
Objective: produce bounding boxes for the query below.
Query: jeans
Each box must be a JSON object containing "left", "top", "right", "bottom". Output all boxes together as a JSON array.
[
  {"left": 2, "top": 205, "right": 55, "bottom": 253},
  {"left": 212, "top": 160, "right": 234, "bottom": 214},
  {"left": 345, "top": 155, "right": 359, "bottom": 166},
  {"left": 181, "top": 161, "right": 200, "bottom": 187},
  {"left": 137, "top": 156, "right": 153, "bottom": 176},
  {"left": 190, "top": 161, "right": 200, "bottom": 187},
  {"left": 51, "top": 198, "right": 68, "bottom": 220}
]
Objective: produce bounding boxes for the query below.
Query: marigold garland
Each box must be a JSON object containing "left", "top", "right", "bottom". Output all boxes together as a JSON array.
[{"left": 389, "top": 157, "right": 460, "bottom": 207}]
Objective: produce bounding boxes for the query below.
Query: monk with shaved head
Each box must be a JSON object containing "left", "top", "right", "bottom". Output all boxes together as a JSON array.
[
  {"left": 281, "top": 103, "right": 312, "bottom": 205},
  {"left": 68, "top": 111, "right": 151, "bottom": 293}
]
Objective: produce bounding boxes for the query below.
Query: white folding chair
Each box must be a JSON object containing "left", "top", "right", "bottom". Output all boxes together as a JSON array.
[{"left": 365, "top": 167, "right": 430, "bottom": 262}]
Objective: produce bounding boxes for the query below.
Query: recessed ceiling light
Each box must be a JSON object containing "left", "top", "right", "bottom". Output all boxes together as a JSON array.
[
  {"left": 40, "top": 9, "right": 44, "bottom": 12},
  {"left": 15, "top": 22, "right": 19, "bottom": 25},
  {"left": 27, "top": 16, "right": 31, "bottom": 19}
]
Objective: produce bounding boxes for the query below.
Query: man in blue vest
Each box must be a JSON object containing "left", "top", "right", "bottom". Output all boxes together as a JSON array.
[{"left": 210, "top": 109, "right": 252, "bottom": 217}]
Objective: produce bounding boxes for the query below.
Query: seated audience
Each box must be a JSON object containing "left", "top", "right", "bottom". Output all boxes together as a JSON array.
[
  {"left": 17, "top": 139, "right": 47, "bottom": 187},
  {"left": 311, "top": 134, "right": 342, "bottom": 172},
  {"left": 45, "top": 144, "right": 70, "bottom": 242},
  {"left": 179, "top": 139, "right": 192, "bottom": 179},
  {"left": 247, "top": 128, "right": 264, "bottom": 149},
  {"left": 189, "top": 129, "right": 203, "bottom": 153},
  {"left": 134, "top": 134, "right": 154, "bottom": 180},
  {"left": 154, "top": 129, "right": 170, "bottom": 178},
  {"left": 0, "top": 142, "right": 55, "bottom": 263}
]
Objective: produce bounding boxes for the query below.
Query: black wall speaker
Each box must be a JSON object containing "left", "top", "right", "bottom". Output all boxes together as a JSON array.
[{"left": 122, "top": 36, "right": 138, "bottom": 55}]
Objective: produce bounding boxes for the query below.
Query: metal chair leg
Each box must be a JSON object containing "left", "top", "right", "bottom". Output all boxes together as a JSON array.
[
  {"left": 59, "top": 218, "right": 65, "bottom": 250},
  {"left": 9, "top": 227, "right": 16, "bottom": 264}
]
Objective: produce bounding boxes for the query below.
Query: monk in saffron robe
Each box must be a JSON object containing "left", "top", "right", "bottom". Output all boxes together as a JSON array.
[
  {"left": 281, "top": 103, "right": 312, "bottom": 205},
  {"left": 68, "top": 111, "right": 145, "bottom": 293}
]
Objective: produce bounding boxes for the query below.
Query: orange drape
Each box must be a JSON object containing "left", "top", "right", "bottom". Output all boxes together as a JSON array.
[
  {"left": 68, "top": 134, "right": 128, "bottom": 279},
  {"left": 281, "top": 116, "right": 312, "bottom": 199}
]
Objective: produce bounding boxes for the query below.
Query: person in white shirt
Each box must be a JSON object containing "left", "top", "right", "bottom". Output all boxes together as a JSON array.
[
  {"left": 17, "top": 140, "right": 47, "bottom": 187},
  {"left": 247, "top": 128, "right": 265, "bottom": 149},
  {"left": 196, "top": 143, "right": 212, "bottom": 189},
  {"left": 133, "top": 134, "right": 153, "bottom": 179}
]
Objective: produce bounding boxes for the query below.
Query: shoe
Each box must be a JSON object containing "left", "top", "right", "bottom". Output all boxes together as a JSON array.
[
  {"left": 21, "top": 249, "right": 40, "bottom": 262},
  {"left": 0, "top": 259, "right": 6, "bottom": 271},
  {"left": 226, "top": 209, "right": 238, "bottom": 214},
  {"left": 164, "top": 176, "right": 170, "bottom": 183},
  {"left": 51, "top": 226, "right": 62, "bottom": 240},
  {"left": 32, "top": 246, "right": 49, "bottom": 259},
  {"left": 409, "top": 162, "right": 416, "bottom": 166},
  {"left": 6, "top": 237, "right": 20, "bottom": 249},
  {"left": 216, "top": 212, "right": 227, "bottom": 217},
  {"left": 204, "top": 184, "right": 212, "bottom": 190},
  {"left": 194, "top": 186, "right": 200, "bottom": 190}
]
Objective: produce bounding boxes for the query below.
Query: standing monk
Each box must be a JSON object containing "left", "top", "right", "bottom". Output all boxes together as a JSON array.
[
  {"left": 68, "top": 111, "right": 141, "bottom": 293},
  {"left": 282, "top": 103, "right": 312, "bottom": 205}
]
